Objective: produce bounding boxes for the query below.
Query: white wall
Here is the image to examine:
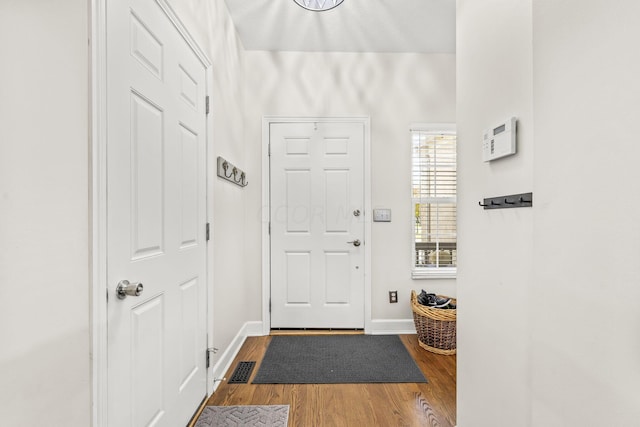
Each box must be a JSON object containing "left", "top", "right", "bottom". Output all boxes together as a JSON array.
[
  {"left": 244, "top": 51, "right": 457, "bottom": 323},
  {"left": 531, "top": 1, "right": 640, "bottom": 425},
  {"left": 456, "top": 0, "right": 534, "bottom": 425},
  {"left": 457, "top": 0, "right": 640, "bottom": 425},
  {"left": 164, "top": 0, "right": 252, "bottom": 371},
  {"left": 0, "top": 0, "right": 90, "bottom": 425}
]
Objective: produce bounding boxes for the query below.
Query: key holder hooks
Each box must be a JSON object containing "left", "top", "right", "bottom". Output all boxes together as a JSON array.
[
  {"left": 479, "top": 192, "right": 532, "bottom": 210},
  {"left": 217, "top": 156, "right": 248, "bottom": 188}
]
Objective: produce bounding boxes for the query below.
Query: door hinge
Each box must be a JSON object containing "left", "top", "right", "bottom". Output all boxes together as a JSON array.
[
  {"left": 206, "top": 222, "right": 210, "bottom": 241},
  {"left": 206, "top": 349, "right": 210, "bottom": 369},
  {"left": 268, "top": 143, "right": 271, "bottom": 157},
  {"left": 205, "top": 96, "right": 210, "bottom": 115},
  {"left": 268, "top": 222, "right": 271, "bottom": 235},
  {"left": 269, "top": 299, "right": 271, "bottom": 313}
]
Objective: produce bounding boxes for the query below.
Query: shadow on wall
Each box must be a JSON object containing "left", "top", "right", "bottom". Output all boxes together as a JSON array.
[{"left": 253, "top": 51, "right": 447, "bottom": 118}]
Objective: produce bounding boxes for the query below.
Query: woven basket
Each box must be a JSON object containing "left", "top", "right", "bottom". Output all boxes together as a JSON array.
[{"left": 411, "top": 290, "right": 457, "bottom": 355}]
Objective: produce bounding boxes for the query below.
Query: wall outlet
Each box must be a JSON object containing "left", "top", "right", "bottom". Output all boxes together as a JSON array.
[{"left": 389, "top": 291, "right": 398, "bottom": 303}]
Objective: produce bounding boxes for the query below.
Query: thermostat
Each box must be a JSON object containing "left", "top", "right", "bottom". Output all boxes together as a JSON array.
[{"left": 483, "top": 117, "right": 517, "bottom": 162}]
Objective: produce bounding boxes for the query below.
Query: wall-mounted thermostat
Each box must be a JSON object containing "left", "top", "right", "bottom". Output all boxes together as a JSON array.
[{"left": 483, "top": 117, "right": 517, "bottom": 162}]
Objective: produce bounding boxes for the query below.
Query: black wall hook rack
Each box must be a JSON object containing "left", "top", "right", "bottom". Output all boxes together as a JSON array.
[{"left": 479, "top": 192, "right": 532, "bottom": 210}]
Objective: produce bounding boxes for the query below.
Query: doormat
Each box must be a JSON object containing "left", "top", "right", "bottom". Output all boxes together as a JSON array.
[
  {"left": 252, "top": 335, "right": 427, "bottom": 384},
  {"left": 194, "top": 405, "right": 289, "bottom": 427},
  {"left": 227, "top": 361, "right": 256, "bottom": 384}
]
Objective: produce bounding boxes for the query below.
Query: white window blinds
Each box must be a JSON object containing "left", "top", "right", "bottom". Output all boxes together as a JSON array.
[{"left": 411, "top": 125, "right": 457, "bottom": 276}]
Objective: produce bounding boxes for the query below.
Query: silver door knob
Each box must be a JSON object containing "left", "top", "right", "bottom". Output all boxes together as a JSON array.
[
  {"left": 347, "top": 239, "right": 361, "bottom": 247},
  {"left": 116, "top": 280, "right": 144, "bottom": 299}
]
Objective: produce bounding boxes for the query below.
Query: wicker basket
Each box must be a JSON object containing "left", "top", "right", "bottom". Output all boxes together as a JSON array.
[{"left": 411, "top": 290, "right": 457, "bottom": 355}]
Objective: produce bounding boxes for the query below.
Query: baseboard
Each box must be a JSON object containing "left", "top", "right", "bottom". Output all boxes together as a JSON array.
[
  {"left": 244, "top": 320, "right": 264, "bottom": 337},
  {"left": 368, "top": 319, "right": 416, "bottom": 335},
  {"left": 210, "top": 321, "right": 265, "bottom": 393}
]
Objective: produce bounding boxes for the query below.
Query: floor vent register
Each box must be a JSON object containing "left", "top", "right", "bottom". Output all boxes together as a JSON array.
[{"left": 227, "top": 361, "right": 256, "bottom": 384}]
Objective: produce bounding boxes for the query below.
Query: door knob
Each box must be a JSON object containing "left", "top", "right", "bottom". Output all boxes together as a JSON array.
[
  {"left": 347, "top": 239, "right": 361, "bottom": 247},
  {"left": 116, "top": 280, "right": 144, "bottom": 300}
]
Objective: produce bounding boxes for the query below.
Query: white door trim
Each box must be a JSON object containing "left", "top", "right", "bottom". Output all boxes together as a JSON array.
[
  {"left": 261, "top": 116, "right": 372, "bottom": 335},
  {"left": 90, "top": 1, "right": 214, "bottom": 425}
]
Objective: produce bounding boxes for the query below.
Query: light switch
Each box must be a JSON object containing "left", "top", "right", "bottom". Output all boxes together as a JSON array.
[{"left": 373, "top": 209, "right": 391, "bottom": 222}]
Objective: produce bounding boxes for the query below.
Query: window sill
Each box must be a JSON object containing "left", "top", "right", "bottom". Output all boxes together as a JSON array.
[{"left": 412, "top": 268, "right": 456, "bottom": 280}]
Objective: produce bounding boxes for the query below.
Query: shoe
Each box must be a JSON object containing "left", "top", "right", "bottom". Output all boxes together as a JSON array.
[
  {"left": 417, "top": 290, "right": 429, "bottom": 305},
  {"left": 428, "top": 294, "right": 451, "bottom": 308},
  {"left": 417, "top": 290, "right": 451, "bottom": 308}
]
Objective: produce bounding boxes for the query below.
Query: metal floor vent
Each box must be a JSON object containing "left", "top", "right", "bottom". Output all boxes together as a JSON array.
[{"left": 228, "top": 361, "right": 256, "bottom": 384}]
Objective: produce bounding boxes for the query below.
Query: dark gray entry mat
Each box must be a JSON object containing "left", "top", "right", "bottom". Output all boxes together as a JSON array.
[{"left": 252, "top": 335, "right": 427, "bottom": 384}]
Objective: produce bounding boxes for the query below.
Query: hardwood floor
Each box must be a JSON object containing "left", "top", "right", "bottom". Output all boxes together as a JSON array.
[{"left": 196, "top": 334, "right": 456, "bottom": 426}]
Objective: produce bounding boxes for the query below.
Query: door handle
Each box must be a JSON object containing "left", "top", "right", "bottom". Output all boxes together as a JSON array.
[
  {"left": 116, "top": 280, "right": 144, "bottom": 300},
  {"left": 347, "top": 239, "right": 361, "bottom": 247}
]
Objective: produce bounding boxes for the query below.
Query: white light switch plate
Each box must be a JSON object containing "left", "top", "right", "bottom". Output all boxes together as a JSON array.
[{"left": 373, "top": 209, "right": 391, "bottom": 222}]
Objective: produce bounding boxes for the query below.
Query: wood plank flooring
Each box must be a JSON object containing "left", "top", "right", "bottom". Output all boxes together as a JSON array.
[{"left": 195, "top": 334, "right": 456, "bottom": 427}]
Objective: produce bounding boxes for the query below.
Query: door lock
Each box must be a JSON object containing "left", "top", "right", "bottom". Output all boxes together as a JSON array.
[
  {"left": 353, "top": 209, "right": 361, "bottom": 217},
  {"left": 116, "top": 280, "right": 144, "bottom": 300},
  {"left": 347, "top": 239, "right": 361, "bottom": 247}
]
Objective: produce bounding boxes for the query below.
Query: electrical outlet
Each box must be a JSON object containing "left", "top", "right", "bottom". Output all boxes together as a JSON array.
[{"left": 389, "top": 291, "right": 398, "bottom": 303}]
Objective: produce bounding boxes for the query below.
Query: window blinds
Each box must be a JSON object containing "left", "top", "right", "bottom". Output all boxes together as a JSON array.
[{"left": 411, "top": 131, "right": 457, "bottom": 269}]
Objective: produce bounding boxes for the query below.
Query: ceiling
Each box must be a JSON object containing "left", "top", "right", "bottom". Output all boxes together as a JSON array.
[{"left": 222, "top": 0, "right": 456, "bottom": 53}]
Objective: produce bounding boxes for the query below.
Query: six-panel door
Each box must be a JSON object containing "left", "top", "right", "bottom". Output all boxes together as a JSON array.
[
  {"left": 270, "top": 122, "right": 365, "bottom": 329},
  {"left": 106, "top": 0, "right": 208, "bottom": 425}
]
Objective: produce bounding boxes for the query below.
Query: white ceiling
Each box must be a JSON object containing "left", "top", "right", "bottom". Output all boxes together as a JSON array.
[{"left": 223, "top": 0, "right": 456, "bottom": 53}]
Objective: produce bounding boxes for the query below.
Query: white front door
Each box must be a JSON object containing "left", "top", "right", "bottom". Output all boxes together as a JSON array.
[
  {"left": 270, "top": 121, "right": 365, "bottom": 329},
  {"left": 106, "top": 0, "right": 208, "bottom": 426}
]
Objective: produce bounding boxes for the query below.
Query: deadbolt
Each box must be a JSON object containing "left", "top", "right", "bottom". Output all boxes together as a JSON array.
[
  {"left": 116, "top": 280, "right": 144, "bottom": 300},
  {"left": 353, "top": 209, "right": 361, "bottom": 217}
]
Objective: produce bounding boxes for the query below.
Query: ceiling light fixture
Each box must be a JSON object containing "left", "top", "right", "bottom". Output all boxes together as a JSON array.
[{"left": 293, "top": 0, "right": 345, "bottom": 12}]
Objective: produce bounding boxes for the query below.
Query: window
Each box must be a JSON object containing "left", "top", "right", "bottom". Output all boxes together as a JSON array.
[{"left": 411, "top": 124, "right": 457, "bottom": 279}]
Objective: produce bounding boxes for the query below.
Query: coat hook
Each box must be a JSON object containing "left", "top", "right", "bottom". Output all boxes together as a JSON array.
[
  {"left": 491, "top": 200, "right": 501, "bottom": 206},
  {"left": 519, "top": 196, "right": 531, "bottom": 204},
  {"left": 478, "top": 201, "right": 488, "bottom": 207},
  {"left": 504, "top": 198, "right": 515, "bottom": 205},
  {"left": 223, "top": 161, "right": 234, "bottom": 179},
  {"left": 233, "top": 168, "right": 245, "bottom": 184}
]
